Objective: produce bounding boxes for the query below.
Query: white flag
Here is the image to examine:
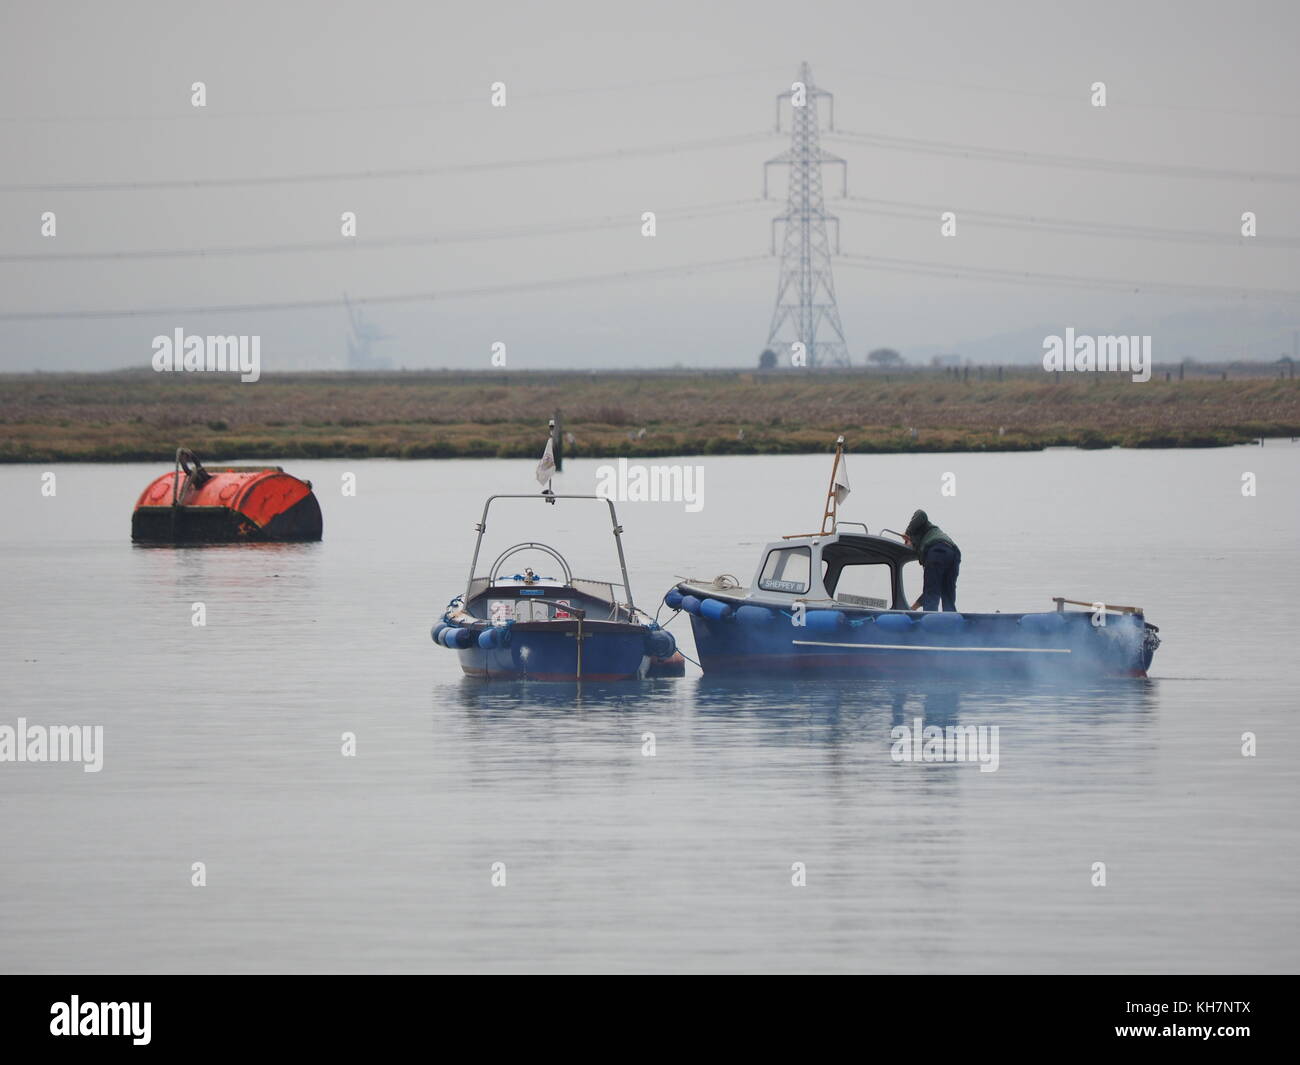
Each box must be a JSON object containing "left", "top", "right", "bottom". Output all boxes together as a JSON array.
[
  {"left": 832, "top": 454, "right": 851, "bottom": 504},
  {"left": 535, "top": 436, "right": 556, "bottom": 486}
]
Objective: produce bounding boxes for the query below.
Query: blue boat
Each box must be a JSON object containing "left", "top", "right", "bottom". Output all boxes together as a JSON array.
[
  {"left": 665, "top": 439, "right": 1160, "bottom": 679},
  {"left": 433, "top": 492, "right": 681, "bottom": 681}
]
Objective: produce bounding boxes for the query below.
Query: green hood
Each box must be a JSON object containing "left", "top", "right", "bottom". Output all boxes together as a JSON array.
[
  {"left": 905, "top": 510, "right": 957, "bottom": 561},
  {"left": 905, "top": 509, "right": 931, "bottom": 540}
]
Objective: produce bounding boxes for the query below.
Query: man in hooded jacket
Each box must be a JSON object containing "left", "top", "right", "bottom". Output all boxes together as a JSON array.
[{"left": 904, "top": 509, "right": 961, "bottom": 612}]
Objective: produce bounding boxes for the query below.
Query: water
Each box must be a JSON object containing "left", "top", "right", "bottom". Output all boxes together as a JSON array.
[{"left": 1, "top": 446, "right": 1297, "bottom": 973}]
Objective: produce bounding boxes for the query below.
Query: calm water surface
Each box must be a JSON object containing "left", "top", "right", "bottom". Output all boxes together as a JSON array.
[{"left": 1, "top": 447, "right": 1297, "bottom": 973}]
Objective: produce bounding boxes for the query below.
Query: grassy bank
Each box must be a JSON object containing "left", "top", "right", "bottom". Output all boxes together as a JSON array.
[{"left": 1, "top": 368, "right": 1297, "bottom": 462}]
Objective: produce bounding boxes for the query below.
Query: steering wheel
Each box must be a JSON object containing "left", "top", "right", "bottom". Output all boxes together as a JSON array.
[{"left": 488, "top": 542, "right": 573, "bottom": 586}]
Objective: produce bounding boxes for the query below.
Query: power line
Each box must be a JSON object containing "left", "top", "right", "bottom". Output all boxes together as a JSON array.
[
  {"left": 819, "top": 67, "right": 1300, "bottom": 122},
  {"left": 0, "top": 132, "right": 777, "bottom": 193},
  {"left": 839, "top": 195, "right": 1300, "bottom": 248},
  {"left": 0, "top": 66, "right": 790, "bottom": 125},
  {"left": 0, "top": 255, "right": 770, "bottom": 321},
  {"left": 12, "top": 193, "right": 1287, "bottom": 265},
  {"left": 827, "top": 129, "right": 1300, "bottom": 185},
  {"left": 0, "top": 199, "right": 768, "bottom": 264},
  {"left": 839, "top": 252, "right": 1300, "bottom": 302}
]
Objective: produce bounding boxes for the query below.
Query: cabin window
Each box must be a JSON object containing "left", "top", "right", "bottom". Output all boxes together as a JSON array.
[
  {"left": 829, "top": 562, "right": 893, "bottom": 609},
  {"left": 758, "top": 546, "right": 811, "bottom": 594}
]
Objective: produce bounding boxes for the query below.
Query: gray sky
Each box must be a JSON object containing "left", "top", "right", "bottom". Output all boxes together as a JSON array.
[{"left": 1, "top": 0, "right": 1298, "bottom": 371}]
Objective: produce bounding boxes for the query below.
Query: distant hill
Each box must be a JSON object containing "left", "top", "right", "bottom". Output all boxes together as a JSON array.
[{"left": 907, "top": 307, "right": 1300, "bottom": 365}]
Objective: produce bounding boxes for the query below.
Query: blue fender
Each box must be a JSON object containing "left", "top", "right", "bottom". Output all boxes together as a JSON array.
[
  {"left": 441, "top": 626, "right": 472, "bottom": 649},
  {"left": 699, "top": 598, "right": 733, "bottom": 621},
  {"left": 803, "top": 609, "right": 846, "bottom": 631},
  {"left": 646, "top": 628, "right": 677, "bottom": 658},
  {"left": 920, "top": 612, "right": 966, "bottom": 633},
  {"left": 874, "top": 613, "right": 916, "bottom": 633}
]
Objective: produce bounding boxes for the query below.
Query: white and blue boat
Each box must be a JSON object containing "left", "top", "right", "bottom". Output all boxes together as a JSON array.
[
  {"left": 666, "top": 439, "right": 1161, "bottom": 679},
  {"left": 433, "top": 491, "right": 681, "bottom": 681}
]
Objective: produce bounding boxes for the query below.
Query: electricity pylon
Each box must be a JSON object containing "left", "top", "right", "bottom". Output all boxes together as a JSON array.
[
  {"left": 763, "top": 62, "right": 850, "bottom": 369},
  {"left": 343, "top": 293, "right": 393, "bottom": 370}
]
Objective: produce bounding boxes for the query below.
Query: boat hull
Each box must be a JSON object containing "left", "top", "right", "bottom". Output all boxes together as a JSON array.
[
  {"left": 676, "top": 585, "right": 1158, "bottom": 679},
  {"left": 456, "top": 621, "right": 653, "bottom": 681}
]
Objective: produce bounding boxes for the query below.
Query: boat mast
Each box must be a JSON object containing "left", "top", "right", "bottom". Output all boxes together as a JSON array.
[
  {"left": 819, "top": 435, "right": 846, "bottom": 535},
  {"left": 780, "top": 434, "right": 849, "bottom": 541}
]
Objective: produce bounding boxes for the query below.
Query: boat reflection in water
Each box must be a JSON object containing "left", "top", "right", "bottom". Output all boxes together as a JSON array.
[{"left": 446, "top": 673, "right": 1159, "bottom": 762}]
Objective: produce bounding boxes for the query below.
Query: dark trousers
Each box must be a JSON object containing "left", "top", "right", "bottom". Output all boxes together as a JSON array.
[{"left": 920, "top": 544, "right": 960, "bottom": 612}]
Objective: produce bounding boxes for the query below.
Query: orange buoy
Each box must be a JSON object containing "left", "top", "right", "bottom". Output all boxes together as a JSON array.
[{"left": 132, "top": 448, "right": 322, "bottom": 543}]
